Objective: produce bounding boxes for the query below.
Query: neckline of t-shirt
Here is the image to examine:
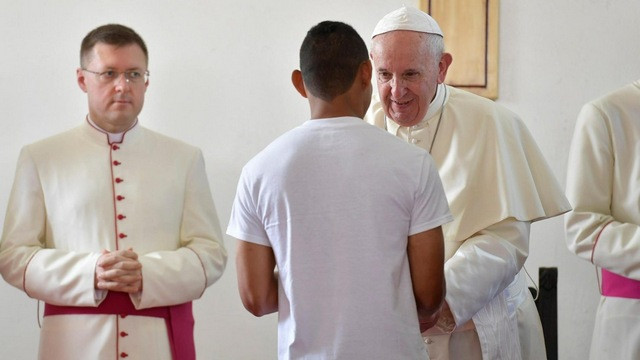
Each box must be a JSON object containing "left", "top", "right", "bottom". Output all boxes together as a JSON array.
[{"left": 302, "top": 116, "right": 362, "bottom": 126}]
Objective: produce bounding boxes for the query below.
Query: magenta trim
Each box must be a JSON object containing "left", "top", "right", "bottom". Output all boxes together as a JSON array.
[{"left": 601, "top": 269, "right": 640, "bottom": 299}]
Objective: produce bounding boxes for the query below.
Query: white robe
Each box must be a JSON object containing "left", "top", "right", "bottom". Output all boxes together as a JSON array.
[
  {"left": 565, "top": 80, "right": 640, "bottom": 360},
  {"left": 365, "top": 85, "right": 571, "bottom": 359},
  {"left": 0, "top": 120, "right": 227, "bottom": 359}
]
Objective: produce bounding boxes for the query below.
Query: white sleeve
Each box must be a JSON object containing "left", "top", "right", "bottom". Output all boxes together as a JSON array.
[
  {"left": 409, "top": 155, "right": 453, "bottom": 235},
  {"left": 226, "top": 167, "right": 271, "bottom": 246},
  {"left": 135, "top": 150, "right": 227, "bottom": 308},
  {"left": 445, "top": 217, "right": 529, "bottom": 325},
  {"left": 565, "top": 103, "right": 640, "bottom": 279},
  {"left": 0, "top": 147, "right": 102, "bottom": 306}
]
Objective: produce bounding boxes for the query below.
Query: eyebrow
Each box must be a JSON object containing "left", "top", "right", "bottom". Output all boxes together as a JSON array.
[
  {"left": 376, "top": 68, "right": 421, "bottom": 73},
  {"left": 101, "top": 66, "right": 145, "bottom": 71}
]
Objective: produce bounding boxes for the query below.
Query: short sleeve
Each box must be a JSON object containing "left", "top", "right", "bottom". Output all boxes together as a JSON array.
[
  {"left": 226, "top": 168, "right": 271, "bottom": 246},
  {"left": 409, "top": 155, "right": 453, "bottom": 235}
]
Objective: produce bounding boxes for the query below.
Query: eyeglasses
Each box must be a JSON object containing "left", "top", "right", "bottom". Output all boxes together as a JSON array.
[{"left": 82, "top": 69, "right": 149, "bottom": 84}]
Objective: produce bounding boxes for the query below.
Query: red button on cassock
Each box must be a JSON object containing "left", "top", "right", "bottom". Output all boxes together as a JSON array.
[
  {"left": 120, "top": 331, "right": 129, "bottom": 337},
  {"left": 116, "top": 195, "right": 125, "bottom": 201},
  {"left": 119, "top": 233, "right": 127, "bottom": 239},
  {"left": 115, "top": 178, "right": 123, "bottom": 183},
  {"left": 113, "top": 161, "right": 121, "bottom": 166},
  {"left": 120, "top": 352, "right": 128, "bottom": 358},
  {"left": 117, "top": 214, "right": 126, "bottom": 220},
  {"left": 112, "top": 145, "right": 120, "bottom": 150}
]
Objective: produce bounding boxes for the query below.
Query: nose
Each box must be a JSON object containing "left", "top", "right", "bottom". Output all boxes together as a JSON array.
[
  {"left": 389, "top": 76, "right": 406, "bottom": 99},
  {"left": 114, "top": 73, "right": 130, "bottom": 91}
]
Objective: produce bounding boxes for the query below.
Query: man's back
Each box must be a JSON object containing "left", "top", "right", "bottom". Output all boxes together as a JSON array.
[{"left": 228, "top": 116, "right": 451, "bottom": 359}]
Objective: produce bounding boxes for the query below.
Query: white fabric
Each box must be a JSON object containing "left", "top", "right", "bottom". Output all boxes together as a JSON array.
[
  {"left": 565, "top": 80, "right": 640, "bottom": 359},
  {"left": 425, "top": 220, "right": 542, "bottom": 360},
  {"left": 227, "top": 117, "right": 453, "bottom": 360},
  {"left": 365, "top": 85, "right": 570, "bottom": 359},
  {"left": 372, "top": 5, "right": 443, "bottom": 38},
  {"left": 0, "top": 120, "right": 227, "bottom": 359},
  {"left": 422, "top": 83, "right": 446, "bottom": 126}
]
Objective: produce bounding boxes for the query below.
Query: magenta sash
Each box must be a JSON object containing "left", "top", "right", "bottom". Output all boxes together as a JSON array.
[
  {"left": 44, "top": 291, "right": 195, "bottom": 360},
  {"left": 601, "top": 269, "right": 640, "bottom": 299}
]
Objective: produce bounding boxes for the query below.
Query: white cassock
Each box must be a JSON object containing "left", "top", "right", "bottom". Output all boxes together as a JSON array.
[
  {"left": 365, "top": 84, "right": 571, "bottom": 360},
  {"left": 565, "top": 80, "right": 640, "bottom": 360},
  {"left": 0, "top": 120, "right": 227, "bottom": 360}
]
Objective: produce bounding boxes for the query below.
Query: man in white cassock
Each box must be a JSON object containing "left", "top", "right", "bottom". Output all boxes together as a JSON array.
[
  {"left": 565, "top": 80, "right": 640, "bottom": 360},
  {"left": 0, "top": 24, "right": 227, "bottom": 360},
  {"left": 365, "top": 6, "right": 571, "bottom": 360}
]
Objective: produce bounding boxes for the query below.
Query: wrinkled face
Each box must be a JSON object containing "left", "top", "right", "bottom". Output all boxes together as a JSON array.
[
  {"left": 371, "top": 31, "right": 441, "bottom": 127},
  {"left": 77, "top": 43, "right": 148, "bottom": 132}
]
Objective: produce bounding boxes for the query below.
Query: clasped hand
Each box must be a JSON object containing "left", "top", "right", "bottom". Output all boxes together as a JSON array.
[
  {"left": 420, "top": 301, "right": 455, "bottom": 333},
  {"left": 95, "top": 249, "right": 143, "bottom": 293}
]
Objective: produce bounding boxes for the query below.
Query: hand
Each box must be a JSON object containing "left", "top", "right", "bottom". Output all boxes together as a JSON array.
[
  {"left": 420, "top": 301, "right": 456, "bottom": 333},
  {"left": 419, "top": 311, "right": 440, "bottom": 333},
  {"left": 95, "top": 248, "right": 143, "bottom": 293},
  {"left": 419, "top": 309, "right": 440, "bottom": 332},
  {"left": 433, "top": 301, "right": 456, "bottom": 333}
]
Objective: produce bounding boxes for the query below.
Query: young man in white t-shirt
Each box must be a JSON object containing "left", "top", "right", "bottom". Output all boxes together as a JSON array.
[{"left": 227, "top": 21, "right": 453, "bottom": 359}]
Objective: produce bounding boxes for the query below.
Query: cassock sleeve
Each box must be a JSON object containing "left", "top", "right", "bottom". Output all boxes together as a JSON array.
[
  {"left": 444, "top": 218, "right": 529, "bottom": 325},
  {"left": 0, "top": 147, "right": 103, "bottom": 306},
  {"left": 133, "top": 150, "right": 227, "bottom": 308},
  {"left": 565, "top": 103, "right": 640, "bottom": 279}
]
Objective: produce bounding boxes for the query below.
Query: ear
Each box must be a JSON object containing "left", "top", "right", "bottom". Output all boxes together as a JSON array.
[
  {"left": 437, "top": 53, "right": 453, "bottom": 84},
  {"left": 77, "top": 68, "right": 88, "bottom": 93},
  {"left": 359, "top": 60, "right": 372, "bottom": 87},
  {"left": 291, "top": 70, "right": 307, "bottom": 98}
]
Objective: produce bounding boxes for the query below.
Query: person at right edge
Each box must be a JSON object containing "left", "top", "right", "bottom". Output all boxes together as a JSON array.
[
  {"left": 365, "top": 6, "right": 572, "bottom": 360},
  {"left": 565, "top": 80, "right": 640, "bottom": 360}
]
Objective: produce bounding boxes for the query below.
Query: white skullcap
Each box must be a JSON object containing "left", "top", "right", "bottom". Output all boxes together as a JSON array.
[{"left": 372, "top": 5, "right": 443, "bottom": 38}]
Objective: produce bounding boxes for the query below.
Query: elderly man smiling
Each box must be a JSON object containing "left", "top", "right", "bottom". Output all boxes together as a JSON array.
[{"left": 365, "top": 6, "right": 571, "bottom": 360}]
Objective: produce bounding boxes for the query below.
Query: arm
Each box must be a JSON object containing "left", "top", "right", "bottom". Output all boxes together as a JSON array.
[
  {"left": 565, "top": 103, "right": 640, "bottom": 278},
  {"left": 235, "top": 240, "right": 278, "bottom": 317},
  {"left": 444, "top": 218, "right": 529, "bottom": 325},
  {"left": 407, "top": 226, "right": 445, "bottom": 330},
  {"left": 0, "top": 147, "right": 103, "bottom": 306},
  {"left": 134, "top": 150, "right": 227, "bottom": 308}
]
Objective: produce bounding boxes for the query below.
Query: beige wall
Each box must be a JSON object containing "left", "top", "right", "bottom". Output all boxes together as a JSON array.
[{"left": 0, "top": 1, "right": 638, "bottom": 359}]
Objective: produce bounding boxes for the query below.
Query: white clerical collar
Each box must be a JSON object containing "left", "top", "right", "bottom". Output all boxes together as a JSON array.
[
  {"left": 423, "top": 83, "right": 446, "bottom": 121},
  {"left": 87, "top": 115, "right": 136, "bottom": 143}
]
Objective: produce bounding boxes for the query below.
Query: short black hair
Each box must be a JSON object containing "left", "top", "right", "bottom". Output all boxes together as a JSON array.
[
  {"left": 80, "top": 24, "right": 148, "bottom": 67},
  {"left": 299, "top": 21, "right": 368, "bottom": 101}
]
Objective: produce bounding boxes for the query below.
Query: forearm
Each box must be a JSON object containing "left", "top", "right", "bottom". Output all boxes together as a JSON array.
[
  {"left": 408, "top": 227, "right": 446, "bottom": 322},
  {"left": 0, "top": 147, "right": 104, "bottom": 305},
  {"left": 236, "top": 240, "right": 278, "bottom": 317},
  {"left": 131, "top": 148, "right": 228, "bottom": 308},
  {"left": 4, "top": 247, "right": 103, "bottom": 306},
  {"left": 445, "top": 218, "right": 529, "bottom": 325},
  {"left": 566, "top": 210, "right": 640, "bottom": 278},
  {"left": 244, "top": 270, "right": 278, "bottom": 317},
  {"left": 134, "top": 243, "right": 226, "bottom": 308}
]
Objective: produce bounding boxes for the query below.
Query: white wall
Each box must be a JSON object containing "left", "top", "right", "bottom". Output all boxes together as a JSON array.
[{"left": 0, "top": 1, "right": 638, "bottom": 359}]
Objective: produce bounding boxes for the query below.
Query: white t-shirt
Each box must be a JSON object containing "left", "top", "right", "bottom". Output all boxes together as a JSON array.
[{"left": 227, "top": 116, "right": 452, "bottom": 359}]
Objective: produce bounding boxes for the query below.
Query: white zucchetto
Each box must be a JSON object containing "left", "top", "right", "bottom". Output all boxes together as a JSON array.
[{"left": 372, "top": 5, "right": 443, "bottom": 38}]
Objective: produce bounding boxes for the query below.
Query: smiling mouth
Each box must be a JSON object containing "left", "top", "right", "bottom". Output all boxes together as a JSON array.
[{"left": 392, "top": 99, "right": 412, "bottom": 106}]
